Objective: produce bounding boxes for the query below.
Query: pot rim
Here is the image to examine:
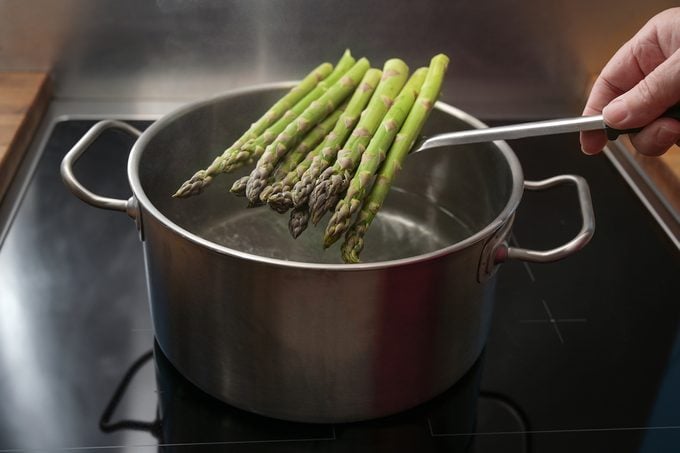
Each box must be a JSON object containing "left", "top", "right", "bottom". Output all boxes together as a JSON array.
[{"left": 128, "top": 81, "right": 524, "bottom": 271}]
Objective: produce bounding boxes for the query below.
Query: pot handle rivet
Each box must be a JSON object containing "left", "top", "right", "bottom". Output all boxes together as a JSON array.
[{"left": 493, "top": 245, "right": 509, "bottom": 264}]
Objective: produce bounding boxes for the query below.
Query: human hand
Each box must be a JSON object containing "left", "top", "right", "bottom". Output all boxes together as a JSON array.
[{"left": 580, "top": 7, "right": 680, "bottom": 156}]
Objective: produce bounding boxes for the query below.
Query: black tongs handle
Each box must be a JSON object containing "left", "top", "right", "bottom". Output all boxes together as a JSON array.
[{"left": 605, "top": 104, "right": 680, "bottom": 140}]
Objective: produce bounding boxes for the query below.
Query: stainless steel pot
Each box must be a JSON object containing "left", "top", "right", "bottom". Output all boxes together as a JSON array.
[{"left": 61, "top": 82, "right": 595, "bottom": 423}]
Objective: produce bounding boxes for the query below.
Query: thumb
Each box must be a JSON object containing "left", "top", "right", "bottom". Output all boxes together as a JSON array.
[{"left": 603, "top": 50, "right": 680, "bottom": 129}]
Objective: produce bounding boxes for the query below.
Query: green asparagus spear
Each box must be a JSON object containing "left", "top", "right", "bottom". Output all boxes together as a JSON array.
[
  {"left": 264, "top": 140, "right": 326, "bottom": 213},
  {"left": 265, "top": 63, "right": 379, "bottom": 213},
  {"left": 342, "top": 54, "right": 449, "bottom": 263},
  {"left": 324, "top": 67, "right": 428, "bottom": 247},
  {"left": 260, "top": 100, "right": 347, "bottom": 203},
  {"left": 290, "top": 68, "right": 383, "bottom": 209},
  {"left": 173, "top": 61, "right": 334, "bottom": 198},
  {"left": 308, "top": 59, "right": 409, "bottom": 224},
  {"left": 223, "top": 51, "right": 356, "bottom": 173},
  {"left": 244, "top": 58, "right": 371, "bottom": 204}
]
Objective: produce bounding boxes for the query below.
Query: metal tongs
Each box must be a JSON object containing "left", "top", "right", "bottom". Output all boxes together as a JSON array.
[{"left": 413, "top": 105, "right": 680, "bottom": 152}]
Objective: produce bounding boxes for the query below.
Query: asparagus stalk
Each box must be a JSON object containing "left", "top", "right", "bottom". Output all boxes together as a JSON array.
[
  {"left": 261, "top": 100, "right": 347, "bottom": 202},
  {"left": 223, "top": 51, "right": 356, "bottom": 173},
  {"left": 323, "top": 67, "right": 428, "bottom": 247},
  {"left": 279, "top": 63, "right": 379, "bottom": 230},
  {"left": 308, "top": 59, "right": 410, "bottom": 224},
  {"left": 244, "top": 58, "right": 371, "bottom": 204},
  {"left": 290, "top": 68, "right": 383, "bottom": 209},
  {"left": 229, "top": 106, "right": 348, "bottom": 200},
  {"left": 289, "top": 205, "right": 311, "bottom": 238},
  {"left": 173, "top": 61, "right": 334, "bottom": 198},
  {"left": 265, "top": 140, "right": 326, "bottom": 213},
  {"left": 342, "top": 54, "right": 449, "bottom": 263},
  {"left": 264, "top": 64, "right": 379, "bottom": 212}
]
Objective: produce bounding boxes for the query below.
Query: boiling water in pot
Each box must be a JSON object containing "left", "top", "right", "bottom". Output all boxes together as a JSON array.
[
  {"left": 143, "top": 144, "right": 508, "bottom": 266},
  {"left": 196, "top": 185, "right": 474, "bottom": 264}
]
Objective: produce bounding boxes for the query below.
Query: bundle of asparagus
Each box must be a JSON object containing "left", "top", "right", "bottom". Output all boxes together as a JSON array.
[
  {"left": 265, "top": 68, "right": 383, "bottom": 218},
  {"left": 173, "top": 51, "right": 354, "bottom": 198},
  {"left": 173, "top": 51, "right": 449, "bottom": 263},
  {"left": 323, "top": 67, "right": 429, "bottom": 247},
  {"left": 342, "top": 55, "right": 449, "bottom": 263},
  {"left": 306, "top": 58, "right": 409, "bottom": 225}
]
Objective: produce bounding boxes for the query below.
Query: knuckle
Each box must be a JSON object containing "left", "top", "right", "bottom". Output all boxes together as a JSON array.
[{"left": 633, "top": 77, "right": 660, "bottom": 108}]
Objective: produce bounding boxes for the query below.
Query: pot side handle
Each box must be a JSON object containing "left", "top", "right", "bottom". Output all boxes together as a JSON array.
[
  {"left": 499, "top": 174, "right": 595, "bottom": 263},
  {"left": 60, "top": 120, "right": 142, "bottom": 219}
]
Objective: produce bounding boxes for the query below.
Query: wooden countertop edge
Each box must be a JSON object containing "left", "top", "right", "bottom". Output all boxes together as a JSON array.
[
  {"left": 0, "top": 72, "right": 52, "bottom": 204},
  {"left": 620, "top": 140, "right": 680, "bottom": 214}
]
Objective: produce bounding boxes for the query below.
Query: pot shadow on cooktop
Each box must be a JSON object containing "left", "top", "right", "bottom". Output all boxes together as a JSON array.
[{"left": 98, "top": 343, "right": 530, "bottom": 452}]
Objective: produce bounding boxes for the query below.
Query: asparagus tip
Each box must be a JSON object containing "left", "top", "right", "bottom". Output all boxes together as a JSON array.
[
  {"left": 268, "top": 192, "right": 293, "bottom": 214},
  {"left": 230, "top": 176, "right": 249, "bottom": 197},
  {"left": 341, "top": 234, "right": 364, "bottom": 263},
  {"left": 289, "top": 207, "right": 310, "bottom": 238},
  {"left": 173, "top": 177, "right": 207, "bottom": 198},
  {"left": 322, "top": 237, "right": 335, "bottom": 249},
  {"left": 173, "top": 182, "right": 194, "bottom": 198},
  {"left": 245, "top": 174, "right": 267, "bottom": 204},
  {"left": 259, "top": 185, "right": 274, "bottom": 203}
]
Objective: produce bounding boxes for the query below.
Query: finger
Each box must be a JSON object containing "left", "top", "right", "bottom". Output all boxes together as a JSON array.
[
  {"left": 580, "top": 69, "right": 632, "bottom": 154},
  {"left": 628, "top": 117, "right": 680, "bottom": 156},
  {"left": 580, "top": 129, "right": 608, "bottom": 155},
  {"left": 580, "top": 53, "right": 643, "bottom": 155},
  {"left": 580, "top": 9, "right": 680, "bottom": 155},
  {"left": 581, "top": 24, "right": 659, "bottom": 118},
  {"left": 603, "top": 50, "right": 680, "bottom": 129},
  {"left": 583, "top": 7, "right": 679, "bottom": 116},
  {"left": 579, "top": 27, "right": 655, "bottom": 155}
]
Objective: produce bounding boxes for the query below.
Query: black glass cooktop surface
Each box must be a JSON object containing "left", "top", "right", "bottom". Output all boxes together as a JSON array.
[{"left": 0, "top": 119, "right": 678, "bottom": 452}]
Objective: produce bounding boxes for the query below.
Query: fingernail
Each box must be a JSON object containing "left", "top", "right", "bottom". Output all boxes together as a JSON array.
[{"left": 603, "top": 97, "right": 628, "bottom": 126}]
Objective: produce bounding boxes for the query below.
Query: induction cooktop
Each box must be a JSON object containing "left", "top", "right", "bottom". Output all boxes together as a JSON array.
[{"left": 0, "top": 117, "right": 678, "bottom": 452}]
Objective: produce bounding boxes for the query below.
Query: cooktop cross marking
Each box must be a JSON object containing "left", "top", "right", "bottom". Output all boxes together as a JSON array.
[
  {"left": 519, "top": 300, "right": 587, "bottom": 344},
  {"left": 511, "top": 235, "right": 587, "bottom": 343},
  {"left": 541, "top": 299, "right": 564, "bottom": 344}
]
